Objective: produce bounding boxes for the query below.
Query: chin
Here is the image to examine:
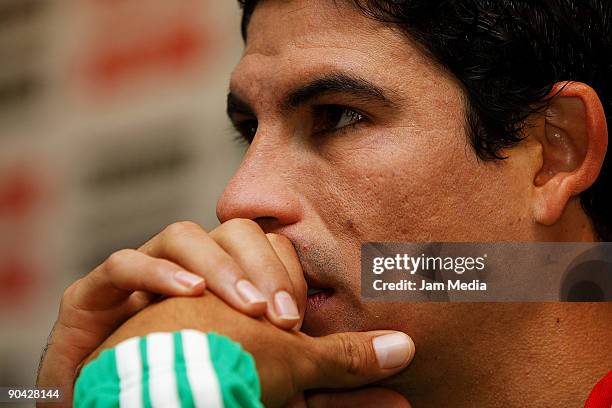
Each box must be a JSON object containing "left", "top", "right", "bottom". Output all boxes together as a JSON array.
[{"left": 302, "top": 293, "right": 361, "bottom": 336}]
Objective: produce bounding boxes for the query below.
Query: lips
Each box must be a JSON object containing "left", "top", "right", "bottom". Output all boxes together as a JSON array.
[
  {"left": 305, "top": 271, "right": 334, "bottom": 304},
  {"left": 299, "top": 260, "right": 348, "bottom": 334},
  {"left": 277, "top": 232, "right": 342, "bottom": 312},
  {"left": 306, "top": 287, "right": 333, "bottom": 310},
  {"left": 301, "top": 255, "right": 338, "bottom": 309},
  {"left": 307, "top": 287, "right": 326, "bottom": 296},
  {"left": 303, "top": 265, "right": 333, "bottom": 292}
]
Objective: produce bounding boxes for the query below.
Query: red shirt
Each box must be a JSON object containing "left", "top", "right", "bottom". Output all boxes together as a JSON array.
[{"left": 585, "top": 370, "right": 612, "bottom": 408}]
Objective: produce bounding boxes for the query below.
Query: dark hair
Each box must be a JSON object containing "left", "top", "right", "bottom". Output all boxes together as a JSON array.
[{"left": 238, "top": 0, "right": 612, "bottom": 241}]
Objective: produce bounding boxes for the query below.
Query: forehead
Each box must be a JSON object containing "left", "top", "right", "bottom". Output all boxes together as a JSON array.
[
  {"left": 230, "top": 0, "right": 452, "bottom": 109},
  {"left": 244, "top": 0, "right": 392, "bottom": 57}
]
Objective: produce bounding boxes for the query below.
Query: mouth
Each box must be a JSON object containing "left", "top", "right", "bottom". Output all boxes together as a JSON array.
[{"left": 306, "top": 287, "right": 334, "bottom": 310}]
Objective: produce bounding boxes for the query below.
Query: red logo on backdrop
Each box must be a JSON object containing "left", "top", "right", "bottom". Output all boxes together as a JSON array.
[
  {"left": 77, "top": 0, "right": 213, "bottom": 93},
  {"left": 585, "top": 371, "right": 612, "bottom": 408},
  {"left": 0, "top": 170, "right": 41, "bottom": 218},
  {"left": 86, "top": 23, "right": 206, "bottom": 87},
  {"left": 0, "top": 167, "right": 46, "bottom": 307},
  {"left": 0, "top": 257, "right": 35, "bottom": 304}
]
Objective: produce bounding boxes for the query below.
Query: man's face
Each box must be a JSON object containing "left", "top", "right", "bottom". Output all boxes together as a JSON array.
[{"left": 218, "top": 0, "right": 536, "bottom": 336}]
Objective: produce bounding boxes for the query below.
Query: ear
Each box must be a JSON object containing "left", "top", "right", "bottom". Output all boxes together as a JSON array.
[{"left": 532, "top": 82, "right": 608, "bottom": 226}]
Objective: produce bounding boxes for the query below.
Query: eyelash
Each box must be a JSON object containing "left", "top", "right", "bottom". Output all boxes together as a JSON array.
[
  {"left": 233, "top": 105, "right": 367, "bottom": 145},
  {"left": 312, "top": 105, "right": 366, "bottom": 136},
  {"left": 233, "top": 120, "right": 258, "bottom": 145}
]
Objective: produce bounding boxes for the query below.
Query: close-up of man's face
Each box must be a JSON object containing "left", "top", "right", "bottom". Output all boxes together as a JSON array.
[
  {"left": 220, "top": 0, "right": 592, "bottom": 327},
  {"left": 216, "top": 1, "right": 609, "bottom": 402},
  {"left": 223, "top": 0, "right": 483, "bottom": 335}
]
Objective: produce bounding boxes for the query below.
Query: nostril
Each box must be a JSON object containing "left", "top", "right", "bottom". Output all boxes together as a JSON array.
[{"left": 255, "top": 216, "right": 281, "bottom": 232}]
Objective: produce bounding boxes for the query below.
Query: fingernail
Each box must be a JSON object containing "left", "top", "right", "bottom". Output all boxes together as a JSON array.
[
  {"left": 174, "top": 271, "right": 204, "bottom": 289},
  {"left": 274, "top": 291, "right": 300, "bottom": 321},
  {"left": 236, "top": 280, "right": 267, "bottom": 305},
  {"left": 373, "top": 332, "right": 414, "bottom": 369}
]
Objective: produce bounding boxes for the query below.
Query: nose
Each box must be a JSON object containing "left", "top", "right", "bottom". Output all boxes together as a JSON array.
[{"left": 216, "top": 142, "right": 303, "bottom": 230}]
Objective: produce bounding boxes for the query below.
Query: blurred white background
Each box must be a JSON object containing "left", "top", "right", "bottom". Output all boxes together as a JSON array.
[{"left": 0, "top": 0, "right": 246, "bottom": 389}]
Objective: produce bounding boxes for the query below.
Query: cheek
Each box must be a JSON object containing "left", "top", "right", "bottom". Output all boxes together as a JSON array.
[{"left": 320, "top": 126, "right": 532, "bottom": 242}]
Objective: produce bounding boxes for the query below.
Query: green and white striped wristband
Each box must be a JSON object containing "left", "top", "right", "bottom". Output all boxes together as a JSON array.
[{"left": 74, "top": 330, "right": 263, "bottom": 408}]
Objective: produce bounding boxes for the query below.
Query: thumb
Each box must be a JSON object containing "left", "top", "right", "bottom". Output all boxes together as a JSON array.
[{"left": 298, "top": 331, "right": 415, "bottom": 391}]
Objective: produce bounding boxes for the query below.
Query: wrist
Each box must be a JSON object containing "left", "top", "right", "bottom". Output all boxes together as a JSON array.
[{"left": 74, "top": 330, "right": 264, "bottom": 408}]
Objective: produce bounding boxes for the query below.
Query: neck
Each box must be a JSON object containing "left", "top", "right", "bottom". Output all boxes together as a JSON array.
[{"left": 385, "top": 303, "right": 611, "bottom": 407}]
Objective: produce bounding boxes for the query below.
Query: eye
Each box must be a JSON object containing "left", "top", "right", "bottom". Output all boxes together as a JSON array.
[
  {"left": 313, "top": 105, "right": 365, "bottom": 135},
  {"left": 234, "top": 119, "right": 258, "bottom": 144}
]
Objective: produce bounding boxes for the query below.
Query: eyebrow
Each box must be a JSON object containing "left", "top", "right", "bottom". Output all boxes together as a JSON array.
[
  {"left": 226, "top": 72, "right": 395, "bottom": 121},
  {"left": 282, "top": 73, "right": 395, "bottom": 110}
]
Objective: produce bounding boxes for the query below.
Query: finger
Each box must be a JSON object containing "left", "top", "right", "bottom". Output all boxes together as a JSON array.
[
  {"left": 139, "top": 221, "right": 267, "bottom": 316},
  {"left": 71, "top": 249, "right": 205, "bottom": 311},
  {"left": 298, "top": 331, "right": 415, "bottom": 391},
  {"left": 124, "top": 290, "right": 159, "bottom": 314},
  {"left": 210, "top": 219, "right": 301, "bottom": 329},
  {"left": 266, "top": 233, "right": 307, "bottom": 329},
  {"left": 306, "top": 388, "right": 411, "bottom": 408}
]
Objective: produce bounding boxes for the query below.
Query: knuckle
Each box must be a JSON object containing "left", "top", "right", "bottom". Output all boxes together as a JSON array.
[
  {"left": 60, "top": 278, "right": 82, "bottom": 303},
  {"left": 104, "top": 249, "right": 136, "bottom": 273},
  {"left": 223, "top": 217, "right": 260, "bottom": 232},
  {"left": 161, "top": 221, "right": 205, "bottom": 253},
  {"left": 164, "top": 221, "right": 203, "bottom": 238},
  {"left": 337, "top": 333, "right": 370, "bottom": 376}
]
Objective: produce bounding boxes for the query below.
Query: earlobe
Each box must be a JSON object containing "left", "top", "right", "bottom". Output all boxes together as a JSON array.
[{"left": 532, "top": 82, "right": 608, "bottom": 226}]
